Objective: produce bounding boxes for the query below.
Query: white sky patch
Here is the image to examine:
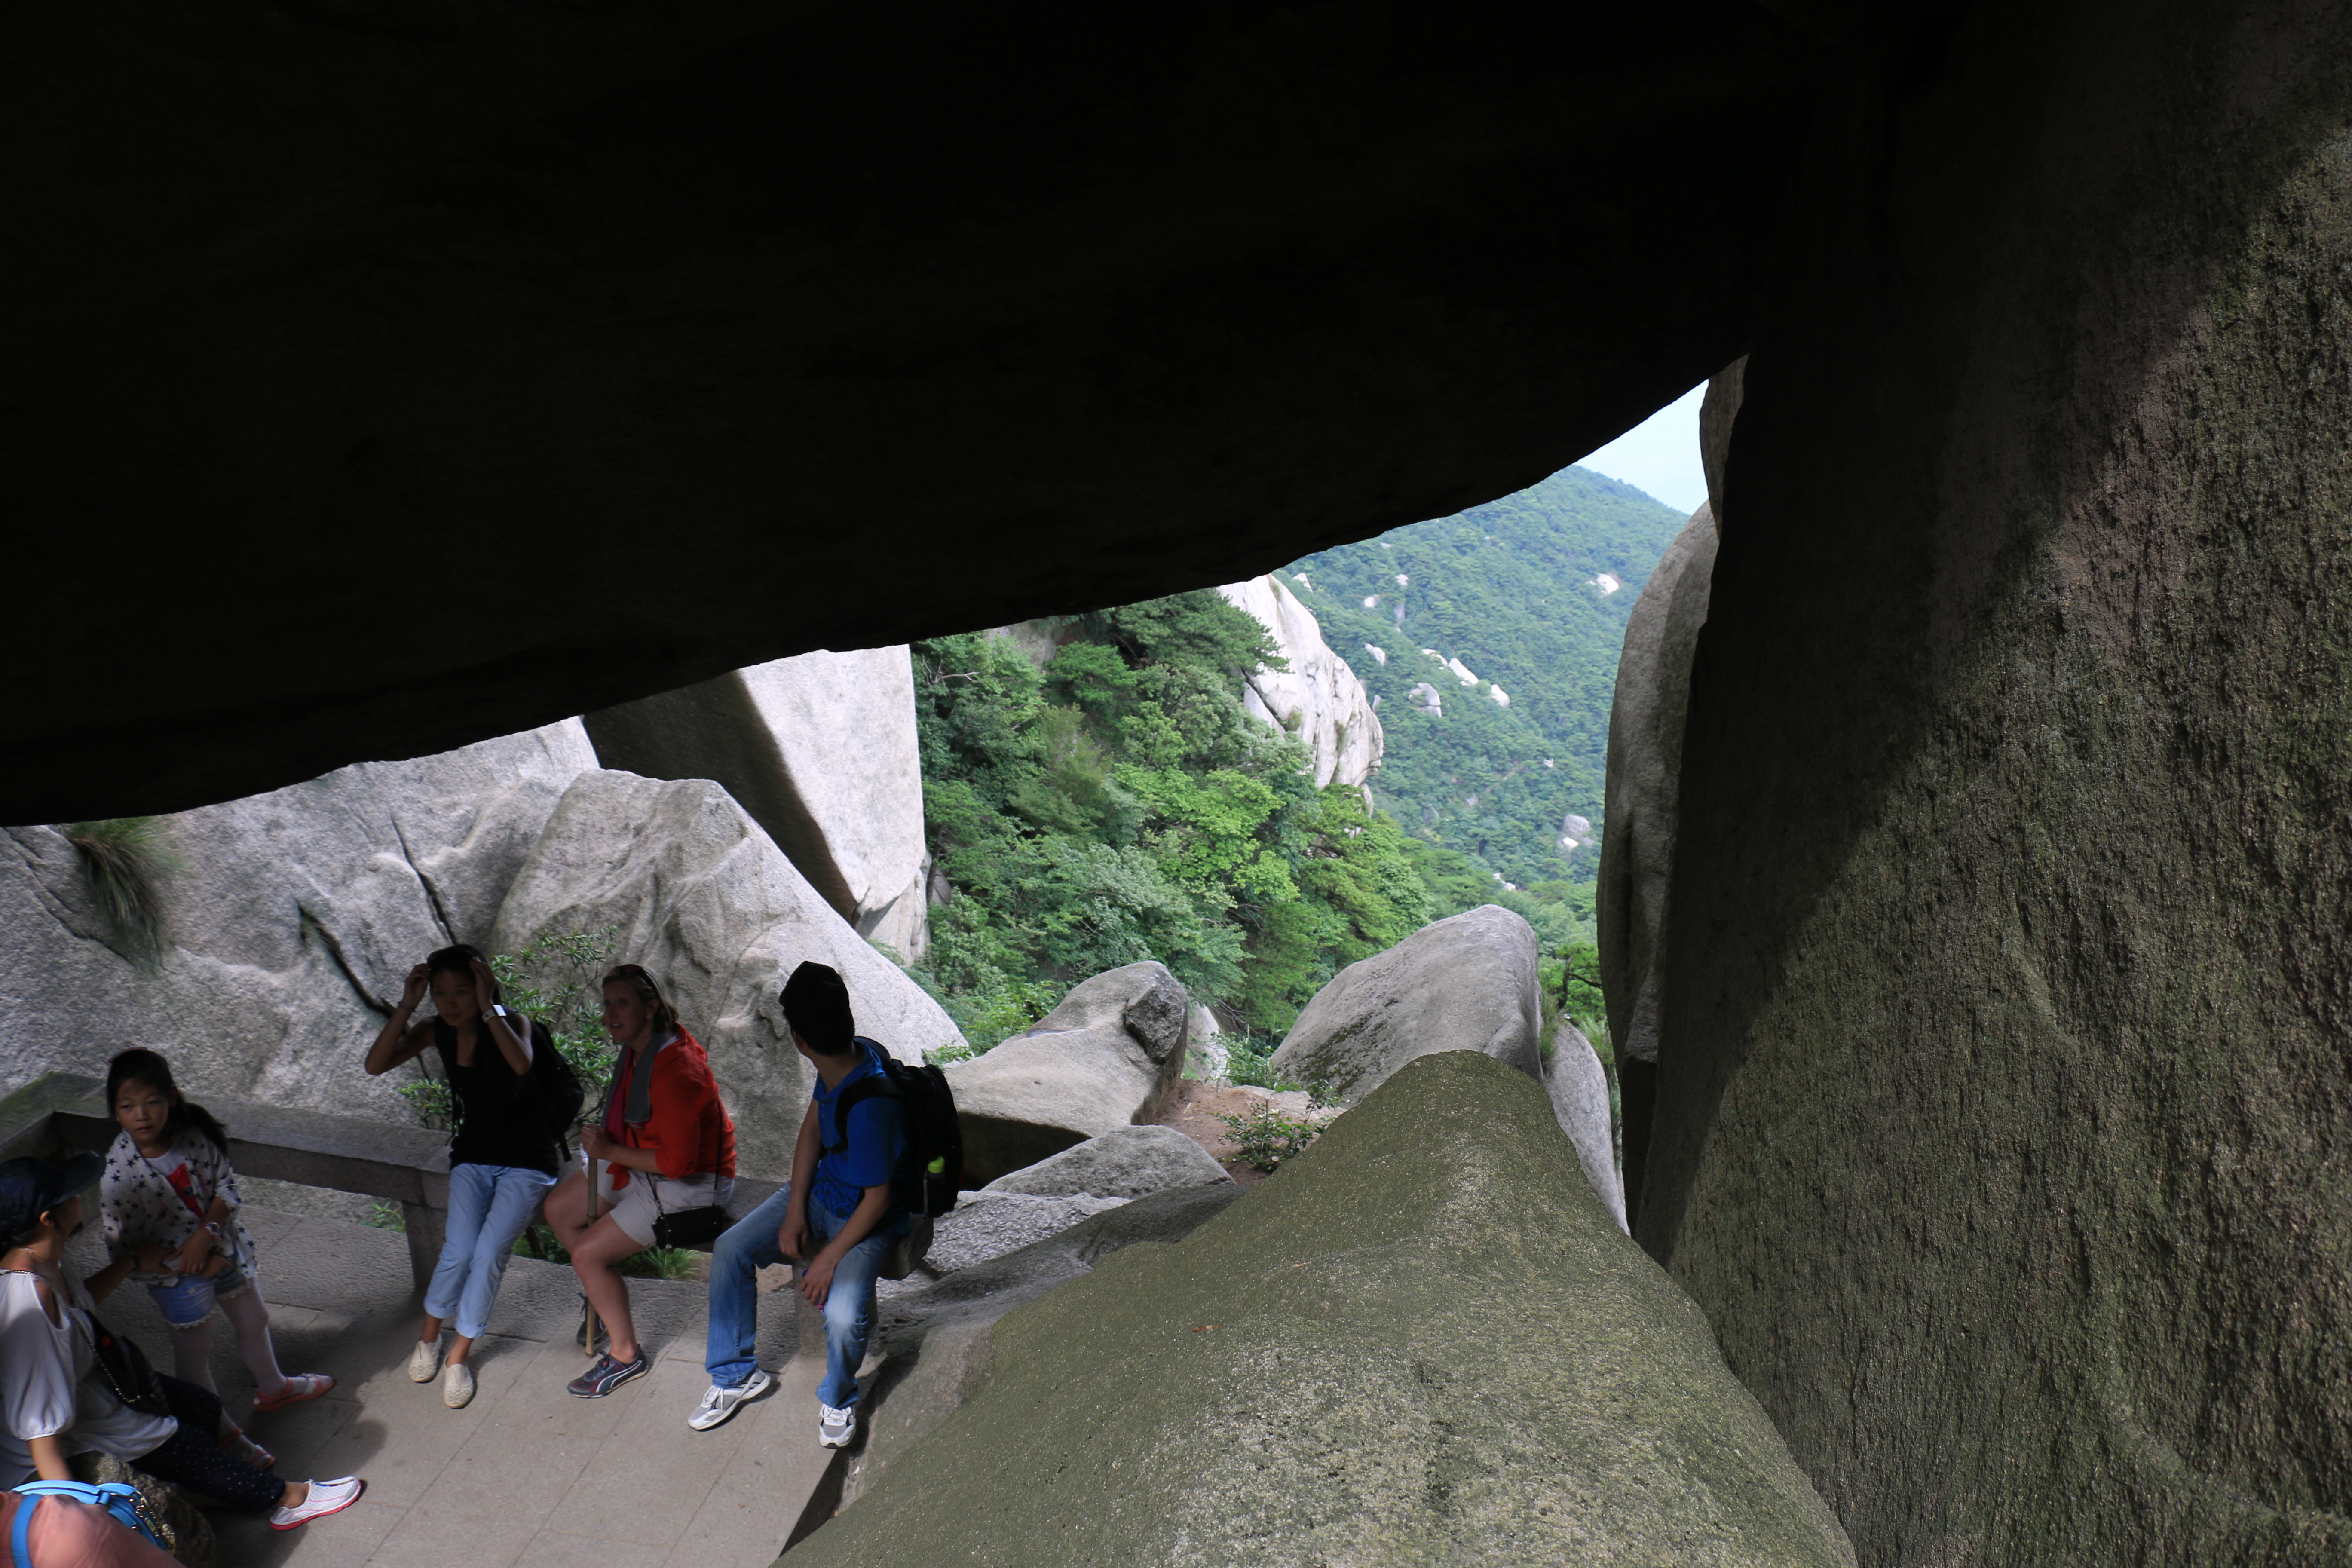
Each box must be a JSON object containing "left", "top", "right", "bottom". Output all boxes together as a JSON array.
[{"left": 1574, "top": 381, "right": 1708, "bottom": 514}]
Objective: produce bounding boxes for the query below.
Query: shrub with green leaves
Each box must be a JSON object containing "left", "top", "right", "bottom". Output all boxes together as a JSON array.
[{"left": 1215, "top": 1099, "right": 1335, "bottom": 1173}]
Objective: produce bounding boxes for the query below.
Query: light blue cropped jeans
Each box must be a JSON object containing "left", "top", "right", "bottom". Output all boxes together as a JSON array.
[{"left": 425, "top": 1162, "right": 557, "bottom": 1340}]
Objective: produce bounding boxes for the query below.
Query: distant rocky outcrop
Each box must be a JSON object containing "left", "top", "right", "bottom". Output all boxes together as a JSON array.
[
  {"left": 793, "top": 1052, "right": 1856, "bottom": 1568},
  {"left": 0, "top": 722, "right": 597, "bottom": 1122},
  {"left": 489, "top": 770, "right": 965, "bottom": 1176},
  {"left": 580, "top": 647, "right": 931, "bottom": 963},
  {"left": 940, "top": 962, "right": 1189, "bottom": 1185},
  {"left": 980, "top": 1124, "right": 1231, "bottom": 1200},
  {"left": 1270, "top": 904, "right": 1543, "bottom": 1104},
  {"left": 1216, "top": 575, "right": 1383, "bottom": 789}
]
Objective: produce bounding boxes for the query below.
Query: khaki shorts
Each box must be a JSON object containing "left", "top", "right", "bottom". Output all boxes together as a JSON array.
[{"left": 594, "top": 1165, "right": 734, "bottom": 1249}]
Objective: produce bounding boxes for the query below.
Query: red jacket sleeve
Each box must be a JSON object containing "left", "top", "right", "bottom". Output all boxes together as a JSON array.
[{"left": 634, "top": 1035, "right": 737, "bottom": 1182}]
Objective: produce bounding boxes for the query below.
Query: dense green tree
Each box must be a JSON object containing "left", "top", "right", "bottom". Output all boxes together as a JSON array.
[{"left": 909, "top": 591, "right": 1426, "bottom": 1050}]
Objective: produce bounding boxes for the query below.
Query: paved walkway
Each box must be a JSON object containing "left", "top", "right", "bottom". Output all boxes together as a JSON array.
[{"left": 64, "top": 1206, "right": 832, "bottom": 1568}]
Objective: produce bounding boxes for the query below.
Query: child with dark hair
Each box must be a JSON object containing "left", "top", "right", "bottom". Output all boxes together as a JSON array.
[
  {"left": 97, "top": 1050, "right": 331, "bottom": 1419},
  {"left": 365, "top": 943, "right": 562, "bottom": 1409},
  {"left": 694, "top": 962, "right": 906, "bottom": 1444}
]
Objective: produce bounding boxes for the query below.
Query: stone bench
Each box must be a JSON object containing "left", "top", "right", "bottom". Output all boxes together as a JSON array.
[{"left": 0, "top": 1071, "right": 781, "bottom": 1288}]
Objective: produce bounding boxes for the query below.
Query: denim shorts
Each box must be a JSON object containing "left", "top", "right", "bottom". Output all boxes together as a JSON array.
[{"left": 146, "top": 1263, "right": 254, "bottom": 1327}]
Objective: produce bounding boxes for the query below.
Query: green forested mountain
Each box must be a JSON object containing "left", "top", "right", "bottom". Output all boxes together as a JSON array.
[
  {"left": 1283, "top": 466, "right": 1693, "bottom": 897},
  {"left": 906, "top": 465, "right": 1691, "bottom": 1066}
]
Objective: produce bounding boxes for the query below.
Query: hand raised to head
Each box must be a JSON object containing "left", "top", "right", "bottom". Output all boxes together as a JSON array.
[{"left": 400, "top": 963, "right": 430, "bottom": 1012}]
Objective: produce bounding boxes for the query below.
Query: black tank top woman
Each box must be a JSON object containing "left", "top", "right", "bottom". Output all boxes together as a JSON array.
[{"left": 432, "top": 1020, "right": 562, "bottom": 1177}]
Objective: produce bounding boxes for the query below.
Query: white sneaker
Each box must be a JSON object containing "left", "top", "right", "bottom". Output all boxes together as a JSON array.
[
  {"left": 270, "top": 1476, "right": 365, "bottom": 1531},
  {"left": 688, "top": 1369, "right": 772, "bottom": 1432},
  {"left": 407, "top": 1338, "right": 441, "bottom": 1383},
  {"left": 442, "top": 1361, "right": 476, "bottom": 1409},
  {"left": 818, "top": 1401, "right": 857, "bottom": 1449}
]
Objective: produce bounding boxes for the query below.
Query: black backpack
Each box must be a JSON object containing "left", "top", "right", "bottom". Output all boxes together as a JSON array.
[
  {"left": 523, "top": 1019, "right": 588, "bottom": 1156},
  {"left": 827, "top": 1039, "right": 964, "bottom": 1218}
]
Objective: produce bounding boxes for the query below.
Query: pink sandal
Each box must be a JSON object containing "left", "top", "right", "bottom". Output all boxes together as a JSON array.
[{"left": 252, "top": 1374, "right": 333, "bottom": 1413}]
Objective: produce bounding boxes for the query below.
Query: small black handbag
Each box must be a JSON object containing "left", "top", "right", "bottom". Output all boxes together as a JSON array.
[
  {"left": 647, "top": 1185, "right": 731, "bottom": 1250},
  {"left": 83, "top": 1311, "right": 172, "bottom": 1418}
]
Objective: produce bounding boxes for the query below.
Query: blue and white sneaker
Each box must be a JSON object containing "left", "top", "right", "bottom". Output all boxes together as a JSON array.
[
  {"left": 818, "top": 1400, "right": 857, "bottom": 1448},
  {"left": 567, "top": 1351, "right": 648, "bottom": 1398},
  {"left": 689, "top": 1369, "right": 772, "bottom": 1431}
]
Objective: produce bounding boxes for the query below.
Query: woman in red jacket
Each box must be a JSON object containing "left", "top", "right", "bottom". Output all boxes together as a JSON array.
[{"left": 544, "top": 965, "right": 737, "bottom": 1396}]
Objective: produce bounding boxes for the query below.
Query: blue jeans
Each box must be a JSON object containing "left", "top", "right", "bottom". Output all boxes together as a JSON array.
[
  {"left": 425, "top": 1162, "right": 557, "bottom": 1339},
  {"left": 147, "top": 1263, "right": 254, "bottom": 1327},
  {"left": 706, "top": 1185, "right": 889, "bottom": 1409}
]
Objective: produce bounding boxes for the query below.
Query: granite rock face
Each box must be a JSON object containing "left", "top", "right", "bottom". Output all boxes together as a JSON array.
[
  {"left": 581, "top": 646, "right": 931, "bottom": 962},
  {"left": 980, "top": 1124, "right": 1232, "bottom": 1201},
  {"left": 0, "top": 722, "right": 597, "bottom": 1124},
  {"left": 1545, "top": 1022, "right": 1625, "bottom": 1231},
  {"left": 1216, "top": 575, "right": 1384, "bottom": 789},
  {"left": 917, "top": 1191, "right": 1130, "bottom": 1277},
  {"left": 1268, "top": 904, "right": 1542, "bottom": 1105},
  {"left": 1647, "top": 13, "right": 2352, "bottom": 1565},
  {"left": 488, "top": 771, "right": 965, "bottom": 1176},
  {"left": 940, "top": 962, "right": 1190, "bottom": 1185},
  {"left": 793, "top": 1052, "right": 1856, "bottom": 1567},
  {"left": 1597, "top": 501, "right": 1718, "bottom": 1074}
]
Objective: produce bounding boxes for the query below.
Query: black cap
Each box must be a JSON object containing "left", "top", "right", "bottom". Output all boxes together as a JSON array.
[
  {"left": 779, "top": 962, "right": 856, "bottom": 1054},
  {"left": 0, "top": 1153, "right": 103, "bottom": 1243}
]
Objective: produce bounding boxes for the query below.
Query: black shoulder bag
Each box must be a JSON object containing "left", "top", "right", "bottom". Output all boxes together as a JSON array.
[
  {"left": 83, "top": 1308, "right": 172, "bottom": 1418},
  {"left": 648, "top": 1182, "right": 732, "bottom": 1250}
]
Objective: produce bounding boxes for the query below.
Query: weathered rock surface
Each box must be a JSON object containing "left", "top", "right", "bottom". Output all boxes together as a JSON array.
[
  {"left": 838, "top": 1182, "right": 1246, "bottom": 1515},
  {"left": 1597, "top": 501, "right": 1717, "bottom": 1073},
  {"left": 1268, "top": 904, "right": 1541, "bottom": 1104},
  {"left": 1648, "top": 18, "right": 2352, "bottom": 1565},
  {"left": 1184, "top": 1003, "right": 1226, "bottom": 1081},
  {"left": 488, "top": 771, "right": 965, "bottom": 1176},
  {"left": 581, "top": 646, "right": 931, "bottom": 962},
  {"left": 981, "top": 1124, "right": 1232, "bottom": 1201},
  {"left": 1216, "top": 575, "right": 1383, "bottom": 789},
  {"left": 941, "top": 963, "right": 1189, "bottom": 1185},
  {"left": 794, "top": 1051, "right": 1856, "bottom": 1567},
  {"left": 917, "top": 1191, "right": 1129, "bottom": 1277},
  {"left": 0, "top": 722, "right": 596, "bottom": 1123},
  {"left": 1597, "top": 498, "right": 1716, "bottom": 1227},
  {"left": 1545, "top": 1023, "right": 1625, "bottom": 1231}
]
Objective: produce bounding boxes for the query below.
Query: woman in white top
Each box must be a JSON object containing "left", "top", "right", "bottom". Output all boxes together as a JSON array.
[{"left": 0, "top": 1154, "right": 364, "bottom": 1531}]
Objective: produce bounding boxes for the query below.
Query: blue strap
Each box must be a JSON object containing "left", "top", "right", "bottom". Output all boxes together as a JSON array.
[{"left": 11, "top": 1481, "right": 161, "bottom": 1556}]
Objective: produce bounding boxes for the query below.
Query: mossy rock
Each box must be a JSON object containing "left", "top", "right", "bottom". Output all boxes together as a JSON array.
[{"left": 786, "top": 1050, "right": 1850, "bottom": 1567}]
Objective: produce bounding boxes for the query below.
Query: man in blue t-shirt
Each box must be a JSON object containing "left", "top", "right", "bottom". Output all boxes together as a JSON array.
[{"left": 693, "top": 962, "right": 909, "bottom": 1442}]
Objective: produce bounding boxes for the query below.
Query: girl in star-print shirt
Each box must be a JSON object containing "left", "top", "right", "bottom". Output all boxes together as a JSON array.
[{"left": 97, "top": 1050, "right": 332, "bottom": 1419}]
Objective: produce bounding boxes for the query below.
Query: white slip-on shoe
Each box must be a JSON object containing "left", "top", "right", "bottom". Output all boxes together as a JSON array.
[
  {"left": 270, "top": 1477, "right": 365, "bottom": 1531},
  {"left": 443, "top": 1361, "right": 476, "bottom": 1409},
  {"left": 407, "top": 1338, "right": 441, "bottom": 1383},
  {"left": 818, "top": 1400, "right": 857, "bottom": 1449},
  {"left": 689, "top": 1369, "right": 772, "bottom": 1432}
]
